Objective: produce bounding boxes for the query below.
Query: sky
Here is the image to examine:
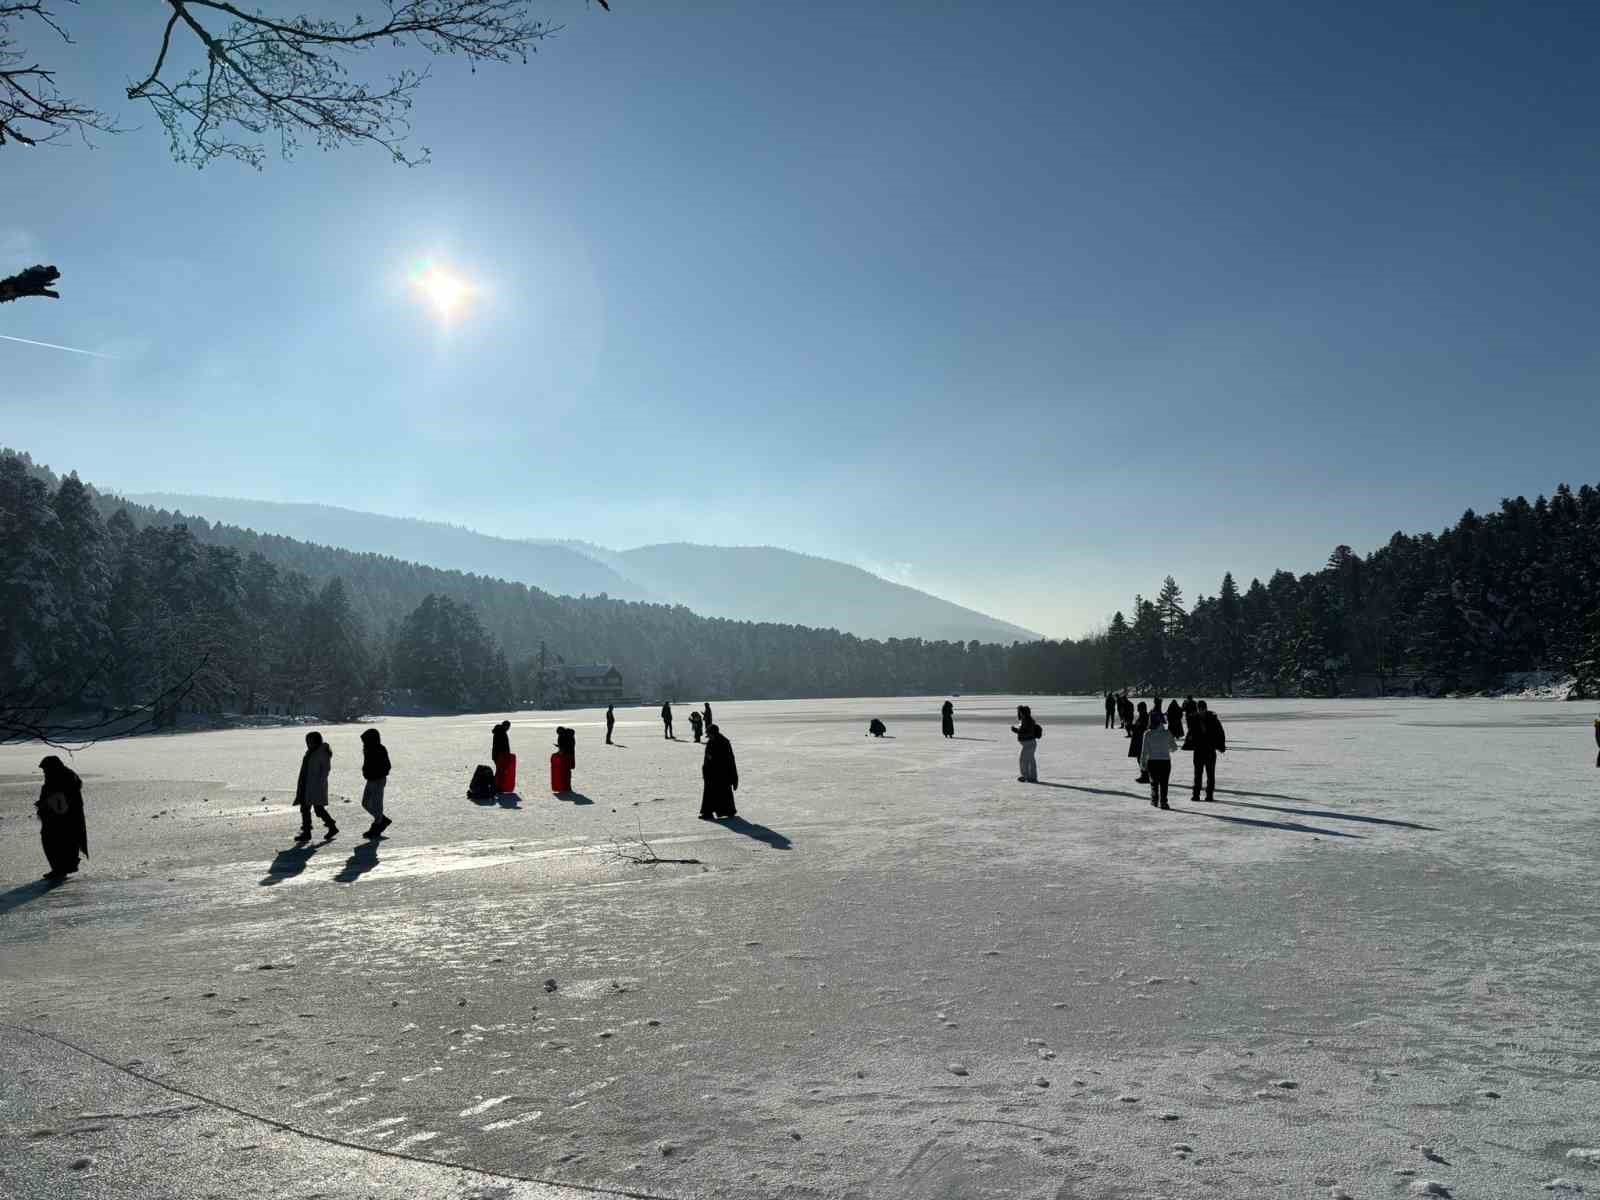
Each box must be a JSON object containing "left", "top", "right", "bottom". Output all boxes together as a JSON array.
[{"left": 4, "top": 1, "right": 1599, "bottom": 639}]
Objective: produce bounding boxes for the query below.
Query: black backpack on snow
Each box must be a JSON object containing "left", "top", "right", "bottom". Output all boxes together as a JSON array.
[{"left": 468, "top": 764, "right": 497, "bottom": 799}]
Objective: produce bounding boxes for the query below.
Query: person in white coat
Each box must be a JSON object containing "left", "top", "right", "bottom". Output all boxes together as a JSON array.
[{"left": 1139, "top": 710, "right": 1177, "bottom": 810}]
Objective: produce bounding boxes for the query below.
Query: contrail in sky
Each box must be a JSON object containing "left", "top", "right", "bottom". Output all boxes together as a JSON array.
[{"left": 0, "top": 332, "right": 117, "bottom": 359}]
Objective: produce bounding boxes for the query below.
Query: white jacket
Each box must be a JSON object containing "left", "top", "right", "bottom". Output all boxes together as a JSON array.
[{"left": 1139, "top": 727, "right": 1176, "bottom": 770}]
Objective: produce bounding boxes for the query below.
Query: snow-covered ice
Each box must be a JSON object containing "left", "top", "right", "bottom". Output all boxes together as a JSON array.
[{"left": 2, "top": 695, "right": 1599, "bottom": 1198}]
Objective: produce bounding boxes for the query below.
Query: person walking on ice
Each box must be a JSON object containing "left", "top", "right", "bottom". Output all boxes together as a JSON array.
[
  {"left": 661, "top": 701, "right": 675, "bottom": 740},
  {"left": 293, "top": 731, "right": 338, "bottom": 842},
  {"left": 1140, "top": 710, "right": 1176, "bottom": 810},
  {"left": 699, "top": 723, "right": 739, "bottom": 820},
  {"left": 1104, "top": 692, "right": 1116, "bottom": 730},
  {"left": 1011, "top": 704, "right": 1042, "bottom": 783},
  {"left": 359, "top": 728, "right": 391, "bottom": 839},
  {"left": 1190, "top": 700, "right": 1227, "bottom": 802},
  {"left": 605, "top": 704, "right": 616, "bottom": 745},
  {"left": 35, "top": 755, "right": 88, "bottom": 880},
  {"left": 941, "top": 699, "right": 955, "bottom": 738}
]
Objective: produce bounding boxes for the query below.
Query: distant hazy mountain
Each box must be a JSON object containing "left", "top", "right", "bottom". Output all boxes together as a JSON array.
[
  {"left": 130, "top": 494, "right": 651, "bottom": 601},
  {"left": 133, "top": 494, "right": 1039, "bottom": 644},
  {"left": 601, "top": 543, "right": 1038, "bottom": 643}
]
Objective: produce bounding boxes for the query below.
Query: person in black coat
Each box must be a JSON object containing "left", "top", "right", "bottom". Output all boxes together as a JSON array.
[
  {"left": 699, "top": 724, "right": 739, "bottom": 820},
  {"left": 605, "top": 704, "right": 615, "bottom": 745},
  {"left": 868, "top": 718, "right": 888, "bottom": 737},
  {"left": 556, "top": 725, "right": 576, "bottom": 770},
  {"left": 1190, "top": 700, "right": 1227, "bottom": 802},
  {"left": 36, "top": 756, "right": 88, "bottom": 880},
  {"left": 491, "top": 720, "right": 511, "bottom": 764},
  {"left": 941, "top": 700, "right": 955, "bottom": 739},
  {"left": 359, "top": 728, "right": 392, "bottom": 839},
  {"left": 1104, "top": 692, "right": 1116, "bottom": 730},
  {"left": 661, "top": 702, "right": 674, "bottom": 740},
  {"left": 1128, "top": 701, "right": 1149, "bottom": 783},
  {"left": 1165, "top": 699, "right": 1184, "bottom": 741},
  {"left": 1118, "top": 692, "right": 1135, "bottom": 735},
  {"left": 689, "top": 710, "right": 704, "bottom": 743},
  {"left": 702, "top": 702, "right": 713, "bottom": 731}
]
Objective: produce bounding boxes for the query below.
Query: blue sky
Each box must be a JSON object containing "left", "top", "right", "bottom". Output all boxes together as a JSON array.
[{"left": 4, "top": 1, "right": 1598, "bottom": 638}]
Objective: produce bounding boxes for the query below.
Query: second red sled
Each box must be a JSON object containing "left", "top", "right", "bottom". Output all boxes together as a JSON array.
[
  {"left": 550, "top": 751, "right": 572, "bottom": 793},
  {"left": 495, "top": 753, "right": 517, "bottom": 795}
]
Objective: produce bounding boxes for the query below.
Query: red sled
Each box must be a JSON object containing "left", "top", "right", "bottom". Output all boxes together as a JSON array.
[
  {"left": 495, "top": 753, "right": 517, "bottom": 795},
  {"left": 550, "top": 751, "right": 571, "bottom": 793}
]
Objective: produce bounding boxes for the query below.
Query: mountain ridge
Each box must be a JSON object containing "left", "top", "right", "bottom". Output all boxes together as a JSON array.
[{"left": 128, "top": 492, "right": 1040, "bottom": 644}]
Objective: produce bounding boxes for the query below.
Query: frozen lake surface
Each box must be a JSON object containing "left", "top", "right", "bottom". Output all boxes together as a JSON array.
[{"left": 3, "top": 695, "right": 1599, "bottom": 1198}]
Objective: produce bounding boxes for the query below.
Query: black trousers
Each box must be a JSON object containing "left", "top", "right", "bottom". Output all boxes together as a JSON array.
[
  {"left": 298, "top": 803, "right": 335, "bottom": 832},
  {"left": 1105, "top": 707, "right": 1114, "bottom": 729},
  {"left": 1192, "top": 750, "right": 1216, "bottom": 800},
  {"left": 1148, "top": 759, "right": 1171, "bottom": 806}
]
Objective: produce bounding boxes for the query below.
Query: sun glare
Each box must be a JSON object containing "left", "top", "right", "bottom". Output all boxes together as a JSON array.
[{"left": 409, "top": 262, "right": 476, "bottom": 322}]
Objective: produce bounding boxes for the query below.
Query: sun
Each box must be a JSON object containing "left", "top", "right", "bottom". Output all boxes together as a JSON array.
[{"left": 409, "top": 262, "right": 476, "bottom": 322}]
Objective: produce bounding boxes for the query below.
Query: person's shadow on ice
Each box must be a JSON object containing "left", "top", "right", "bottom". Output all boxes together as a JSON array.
[
  {"left": 334, "top": 841, "right": 380, "bottom": 883},
  {"left": 717, "top": 816, "right": 791, "bottom": 849},
  {"left": 260, "top": 843, "right": 319, "bottom": 886}
]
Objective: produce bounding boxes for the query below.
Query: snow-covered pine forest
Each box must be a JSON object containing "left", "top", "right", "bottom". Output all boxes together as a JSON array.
[{"left": 4, "top": 448, "right": 1599, "bottom": 727}]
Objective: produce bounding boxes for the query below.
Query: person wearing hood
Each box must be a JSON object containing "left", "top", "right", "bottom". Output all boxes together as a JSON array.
[
  {"left": 36, "top": 756, "right": 89, "bottom": 880},
  {"left": 293, "top": 731, "right": 338, "bottom": 841},
  {"left": 1139, "top": 711, "right": 1177, "bottom": 810},
  {"left": 1166, "top": 698, "right": 1185, "bottom": 741},
  {"left": 1128, "top": 701, "right": 1149, "bottom": 783},
  {"left": 700, "top": 723, "right": 739, "bottom": 820},
  {"left": 359, "top": 728, "right": 392, "bottom": 839},
  {"left": 491, "top": 720, "right": 511, "bottom": 764},
  {"left": 1011, "top": 704, "right": 1042, "bottom": 783},
  {"left": 941, "top": 699, "right": 955, "bottom": 739},
  {"left": 556, "top": 725, "right": 576, "bottom": 771}
]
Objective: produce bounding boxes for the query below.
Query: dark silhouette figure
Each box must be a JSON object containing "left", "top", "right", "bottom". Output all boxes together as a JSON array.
[
  {"left": 1140, "top": 711, "right": 1176, "bottom": 809},
  {"left": 36, "top": 756, "right": 88, "bottom": 880},
  {"left": 491, "top": 720, "right": 513, "bottom": 795},
  {"left": 1118, "top": 692, "right": 1135, "bottom": 735},
  {"left": 1182, "top": 696, "right": 1197, "bottom": 723},
  {"left": 700, "top": 723, "right": 739, "bottom": 820},
  {"left": 689, "top": 710, "right": 704, "bottom": 743},
  {"left": 1104, "top": 692, "right": 1116, "bottom": 730},
  {"left": 703, "top": 702, "right": 713, "bottom": 731},
  {"left": 868, "top": 718, "right": 888, "bottom": 737},
  {"left": 1128, "top": 702, "right": 1149, "bottom": 783},
  {"left": 941, "top": 700, "right": 955, "bottom": 738},
  {"left": 1593, "top": 712, "right": 1599, "bottom": 767},
  {"left": 661, "top": 701, "right": 674, "bottom": 740},
  {"left": 359, "top": 728, "right": 391, "bottom": 839},
  {"left": 1011, "top": 704, "right": 1041, "bottom": 783},
  {"left": 1165, "top": 699, "right": 1184, "bottom": 741},
  {"left": 605, "top": 704, "right": 615, "bottom": 745},
  {"left": 293, "top": 732, "right": 338, "bottom": 842},
  {"left": 1190, "top": 700, "right": 1227, "bottom": 802},
  {"left": 556, "top": 725, "right": 576, "bottom": 771}
]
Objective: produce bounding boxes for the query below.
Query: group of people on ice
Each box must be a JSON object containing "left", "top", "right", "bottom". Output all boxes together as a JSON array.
[{"left": 1105, "top": 691, "right": 1227, "bottom": 809}]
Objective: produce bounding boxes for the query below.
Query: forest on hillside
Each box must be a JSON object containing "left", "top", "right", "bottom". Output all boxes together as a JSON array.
[{"left": 3, "top": 448, "right": 1599, "bottom": 734}]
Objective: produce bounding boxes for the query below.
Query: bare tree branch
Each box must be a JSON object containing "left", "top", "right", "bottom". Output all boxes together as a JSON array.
[
  {"left": 126, "top": 1, "right": 568, "bottom": 169},
  {"left": 0, "top": 653, "right": 207, "bottom": 750},
  {"left": 607, "top": 819, "right": 703, "bottom": 867},
  {"left": 0, "top": 2, "right": 118, "bottom": 147}
]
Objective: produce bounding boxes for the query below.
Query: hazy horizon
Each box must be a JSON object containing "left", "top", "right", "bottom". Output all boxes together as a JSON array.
[{"left": 6, "top": 2, "right": 1600, "bottom": 638}]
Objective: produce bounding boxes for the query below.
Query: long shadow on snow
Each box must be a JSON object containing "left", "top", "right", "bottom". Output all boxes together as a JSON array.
[
  {"left": 1212, "top": 792, "right": 1436, "bottom": 831},
  {"left": 1033, "top": 781, "right": 1149, "bottom": 801},
  {"left": 1175, "top": 807, "right": 1362, "bottom": 839},
  {"left": 261, "top": 843, "right": 322, "bottom": 886},
  {"left": 717, "top": 816, "right": 792, "bottom": 849},
  {"left": 333, "top": 840, "right": 381, "bottom": 883},
  {"left": 0, "top": 876, "right": 66, "bottom": 916}
]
